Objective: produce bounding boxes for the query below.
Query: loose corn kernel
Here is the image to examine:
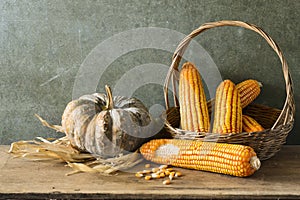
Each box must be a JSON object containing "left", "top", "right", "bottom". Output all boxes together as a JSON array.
[
  {"left": 163, "top": 179, "right": 171, "bottom": 185},
  {"left": 142, "top": 170, "right": 151, "bottom": 174},
  {"left": 152, "top": 168, "right": 159, "bottom": 173},
  {"left": 159, "top": 172, "right": 165, "bottom": 178},
  {"left": 175, "top": 171, "right": 182, "bottom": 177},
  {"left": 135, "top": 173, "right": 143, "bottom": 178},
  {"left": 159, "top": 165, "right": 168, "bottom": 169},
  {"left": 169, "top": 172, "right": 175, "bottom": 180},
  {"left": 164, "top": 170, "right": 170, "bottom": 176},
  {"left": 151, "top": 173, "right": 160, "bottom": 179},
  {"left": 145, "top": 164, "right": 151, "bottom": 168},
  {"left": 166, "top": 168, "right": 174, "bottom": 172}
]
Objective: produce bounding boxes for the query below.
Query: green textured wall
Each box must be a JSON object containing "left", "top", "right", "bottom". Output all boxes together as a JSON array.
[{"left": 0, "top": 0, "right": 299, "bottom": 144}]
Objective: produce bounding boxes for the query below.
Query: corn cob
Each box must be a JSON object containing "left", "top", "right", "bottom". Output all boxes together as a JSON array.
[
  {"left": 236, "top": 79, "right": 262, "bottom": 108},
  {"left": 242, "top": 115, "right": 264, "bottom": 132},
  {"left": 212, "top": 80, "right": 242, "bottom": 134},
  {"left": 140, "top": 139, "right": 261, "bottom": 177},
  {"left": 207, "top": 79, "right": 262, "bottom": 117},
  {"left": 179, "top": 62, "right": 209, "bottom": 132}
]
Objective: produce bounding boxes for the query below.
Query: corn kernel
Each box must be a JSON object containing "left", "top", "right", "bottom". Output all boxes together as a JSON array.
[
  {"left": 159, "top": 165, "right": 168, "bottom": 169},
  {"left": 163, "top": 179, "right": 171, "bottom": 185},
  {"left": 151, "top": 173, "right": 160, "bottom": 179},
  {"left": 135, "top": 173, "right": 143, "bottom": 178},
  {"left": 152, "top": 168, "right": 159, "bottom": 173},
  {"left": 166, "top": 168, "right": 174, "bottom": 172},
  {"left": 175, "top": 171, "right": 182, "bottom": 177},
  {"left": 145, "top": 164, "right": 151, "bottom": 168},
  {"left": 142, "top": 170, "right": 151, "bottom": 174}
]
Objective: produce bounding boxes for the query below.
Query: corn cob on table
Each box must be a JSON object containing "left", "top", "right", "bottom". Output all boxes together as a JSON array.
[{"left": 0, "top": 145, "right": 300, "bottom": 199}]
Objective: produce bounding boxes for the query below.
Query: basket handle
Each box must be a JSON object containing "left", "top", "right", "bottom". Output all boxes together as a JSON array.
[{"left": 163, "top": 20, "right": 295, "bottom": 129}]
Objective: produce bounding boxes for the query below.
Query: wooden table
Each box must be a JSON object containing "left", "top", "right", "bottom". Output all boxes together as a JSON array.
[{"left": 0, "top": 145, "right": 299, "bottom": 199}]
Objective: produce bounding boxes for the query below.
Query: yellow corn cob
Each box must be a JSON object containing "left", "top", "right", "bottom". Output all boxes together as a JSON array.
[
  {"left": 242, "top": 115, "right": 264, "bottom": 132},
  {"left": 140, "top": 139, "right": 261, "bottom": 177},
  {"left": 236, "top": 79, "right": 262, "bottom": 108},
  {"left": 179, "top": 62, "right": 209, "bottom": 132},
  {"left": 212, "top": 80, "right": 242, "bottom": 134},
  {"left": 207, "top": 79, "right": 262, "bottom": 117}
]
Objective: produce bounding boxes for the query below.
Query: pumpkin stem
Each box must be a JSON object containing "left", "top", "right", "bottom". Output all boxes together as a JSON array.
[{"left": 105, "top": 85, "right": 114, "bottom": 109}]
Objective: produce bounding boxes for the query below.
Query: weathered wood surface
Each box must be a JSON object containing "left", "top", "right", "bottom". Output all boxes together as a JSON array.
[{"left": 0, "top": 145, "right": 300, "bottom": 199}]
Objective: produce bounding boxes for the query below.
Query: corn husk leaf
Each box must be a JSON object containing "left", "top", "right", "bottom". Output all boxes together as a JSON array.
[{"left": 9, "top": 136, "right": 143, "bottom": 175}]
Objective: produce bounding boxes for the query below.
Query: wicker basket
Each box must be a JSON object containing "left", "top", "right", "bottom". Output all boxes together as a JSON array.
[{"left": 163, "top": 20, "right": 295, "bottom": 161}]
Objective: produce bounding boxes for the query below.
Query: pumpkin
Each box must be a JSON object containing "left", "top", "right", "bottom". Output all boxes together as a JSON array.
[{"left": 60, "top": 85, "right": 153, "bottom": 158}]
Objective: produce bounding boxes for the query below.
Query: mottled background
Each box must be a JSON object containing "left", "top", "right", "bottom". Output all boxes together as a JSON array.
[{"left": 0, "top": 0, "right": 299, "bottom": 144}]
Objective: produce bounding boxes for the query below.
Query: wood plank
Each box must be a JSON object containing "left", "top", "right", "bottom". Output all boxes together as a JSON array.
[{"left": 0, "top": 145, "right": 300, "bottom": 199}]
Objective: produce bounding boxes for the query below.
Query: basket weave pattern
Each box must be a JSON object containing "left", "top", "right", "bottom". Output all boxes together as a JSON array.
[{"left": 163, "top": 20, "right": 295, "bottom": 160}]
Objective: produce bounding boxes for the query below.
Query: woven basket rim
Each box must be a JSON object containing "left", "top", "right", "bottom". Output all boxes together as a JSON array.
[
  {"left": 163, "top": 105, "right": 294, "bottom": 138},
  {"left": 163, "top": 20, "right": 295, "bottom": 133},
  {"left": 164, "top": 103, "right": 294, "bottom": 139}
]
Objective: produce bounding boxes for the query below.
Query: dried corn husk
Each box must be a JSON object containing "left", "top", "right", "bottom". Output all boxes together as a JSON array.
[{"left": 9, "top": 136, "right": 143, "bottom": 175}]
